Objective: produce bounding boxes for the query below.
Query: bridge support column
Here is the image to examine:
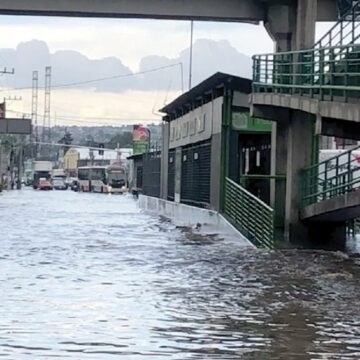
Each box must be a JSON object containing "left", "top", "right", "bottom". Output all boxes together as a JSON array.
[
  {"left": 284, "top": 111, "right": 314, "bottom": 246},
  {"left": 265, "top": 0, "right": 317, "bottom": 51},
  {"left": 270, "top": 121, "right": 287, "bottom": 238}
]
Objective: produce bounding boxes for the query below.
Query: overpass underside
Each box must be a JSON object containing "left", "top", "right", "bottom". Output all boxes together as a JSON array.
[
  {"left": 0, "top": 0, "right": 337, "bottom": 22},
  {"left": 301, "top": 190, "right": 360, "bottom": 222}
]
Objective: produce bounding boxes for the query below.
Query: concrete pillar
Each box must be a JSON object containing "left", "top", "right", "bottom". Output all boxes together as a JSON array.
[
  {"left": 264, "top": 4, "right": 297, "bottom": 52},
  {"left": 264, "top": 0, "right": 317, "bottom": 52},
  {"left": 270, "top": 121, "right": 288, "bottom": 235},
  {"left": 295, "top": 0, "right": 317, "bottom": 50},
  {"left": 284, "top": 110, "right": 314, "bottom": 246}
]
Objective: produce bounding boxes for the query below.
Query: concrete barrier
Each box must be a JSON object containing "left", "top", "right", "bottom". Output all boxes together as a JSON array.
[{"left": 138, "top": 195, "right": 254, "bottom": 247}]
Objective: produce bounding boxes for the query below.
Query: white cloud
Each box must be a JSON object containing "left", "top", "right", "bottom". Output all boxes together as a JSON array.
[
  {"left": 0, "top": 16, "right": 273, "bottom": 70},
  {"left": 5, "top": 88, "right": 181, "bottom": 126},
  {"left": 0, "top": 15, "right": 335, "bottom": 127}
]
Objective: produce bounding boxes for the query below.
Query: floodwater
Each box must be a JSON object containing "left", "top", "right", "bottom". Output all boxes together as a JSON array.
[{"left": 1, "top": 189, "right": 360, "bottom": 359}]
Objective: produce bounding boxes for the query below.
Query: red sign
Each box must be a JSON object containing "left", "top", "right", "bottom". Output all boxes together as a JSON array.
[{"left": 133, "top": 125, "right": 150, "bottom": 142}]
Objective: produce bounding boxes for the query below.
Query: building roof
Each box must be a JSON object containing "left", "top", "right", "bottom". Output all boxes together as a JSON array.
[{"left": 159, "top": 72, "right": 252, "bottom": 117}]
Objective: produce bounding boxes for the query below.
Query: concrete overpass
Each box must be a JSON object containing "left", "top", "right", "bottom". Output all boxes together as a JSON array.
[
  {"left": 0, "top": 0, "right": 337, "bottom": 22},
  {"left": 301, "top": 190, "right": 360, "bottom": 222}
]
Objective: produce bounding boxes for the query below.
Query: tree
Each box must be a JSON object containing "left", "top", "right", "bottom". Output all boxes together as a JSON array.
[
  {"left": 59, "top": 130, "right": 73, "bottom": 155},
  {"left": 107, "top": 132, "right": 133, "bottom": 149}
]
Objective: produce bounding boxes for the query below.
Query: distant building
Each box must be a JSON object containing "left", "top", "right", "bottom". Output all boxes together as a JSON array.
[{"left": 64, "top": 148, "right": 79, "bottom": 176}]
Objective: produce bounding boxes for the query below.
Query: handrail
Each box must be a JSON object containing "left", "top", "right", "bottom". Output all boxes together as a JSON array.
[
  {"left": 315, "top": 0, "right": 360, "bottom": 50},
  {"left": 253, "top": 42, "right": 360, "bottom": 58},
  {"left": 253, "top": 42, "right": 360, "bottom": 102},
  {"left": 305, "top": 145, "right": 360, "bottom": 171},
  {"left": 224, "top": 177, "right": 275, "bottom": 249},
  {"left": 301, "top": 146, "right": 360, "bottom": 207}
]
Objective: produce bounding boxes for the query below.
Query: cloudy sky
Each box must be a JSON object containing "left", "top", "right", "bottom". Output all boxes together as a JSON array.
[{"left": 0, "top": 15, "right": 333, "bottom": 126}]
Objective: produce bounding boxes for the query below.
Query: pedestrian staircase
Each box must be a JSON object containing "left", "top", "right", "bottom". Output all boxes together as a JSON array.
[
  {"left": 301, "top": 144, "right": 360, "bottom": 207},
  {"left": 252, "top": 0, "right": 360, "bottom": 102},
  {"left": 316, "top": 0, "right": 360, "bottom": 50},
  {"left": 224, "top": 177, "right": 275, "bottom": 249}
]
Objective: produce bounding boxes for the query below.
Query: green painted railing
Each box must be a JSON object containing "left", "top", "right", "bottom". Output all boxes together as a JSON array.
[
  {"left": 240, "top": 174, "right": 286, "bottom": 188},
  {"left": 315, "top": 0, "right": 360, "bottom": 50},
  {"left": 253, "top": 43, "right": 360, "bottom": 102},
  {"left": 224, "top": 177, "right": 275, "bottom": 249},
  {"left": 253, "top": 1, "right": 360, "bottom": 101},
  {"left": 301, "top": 145, "right": 360, "bottom": 207}
]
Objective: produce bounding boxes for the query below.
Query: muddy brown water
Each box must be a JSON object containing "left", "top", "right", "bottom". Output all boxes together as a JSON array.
[{"left": 1, "top": 189, "right": 360, "bottom": 359}]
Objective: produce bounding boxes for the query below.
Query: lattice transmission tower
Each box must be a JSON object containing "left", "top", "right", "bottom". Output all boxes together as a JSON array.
[
  {"left": 42, "top": 66, "right": 51, "bottom": 142},
  {"left": 31, "top": 70, "right": 38, "bottom": 146}
]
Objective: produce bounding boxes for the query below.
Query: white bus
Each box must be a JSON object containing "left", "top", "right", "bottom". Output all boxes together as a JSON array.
[
  {"left": 78, "top": 166, "right": 106, "bottom": 192},
  {"left": 77, "top": 165, "right": 127, "bottom": 193},
  {"left": 106, "top": 164, "right": 127, "bottom": 193}
]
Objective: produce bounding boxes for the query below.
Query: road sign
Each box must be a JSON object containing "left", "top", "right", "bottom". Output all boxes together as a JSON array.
[{"left": 0, "top": 118, "right": 31, "bottom": 134}]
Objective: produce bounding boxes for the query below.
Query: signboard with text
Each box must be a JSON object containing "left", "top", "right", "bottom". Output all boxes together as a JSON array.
[
  {"left": 133, "top": 125, "right": 150, "bottom": 155},
  {"left": 0, "top": 118, "right": 31, "bottom": 134}
]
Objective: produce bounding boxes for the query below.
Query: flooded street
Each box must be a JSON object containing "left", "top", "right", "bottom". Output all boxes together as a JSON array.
[{"left": 1, "top": 189, "right": 360, "bottom": 359}]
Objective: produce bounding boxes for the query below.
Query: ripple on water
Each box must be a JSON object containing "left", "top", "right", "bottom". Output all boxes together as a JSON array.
[{"left": 0, "top": 190, "right": 360, "bottom": 359}]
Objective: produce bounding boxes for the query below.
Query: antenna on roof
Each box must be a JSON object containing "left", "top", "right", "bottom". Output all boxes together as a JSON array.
[{"left": 189, "top": 20, "right": 194, "bottom": 91}]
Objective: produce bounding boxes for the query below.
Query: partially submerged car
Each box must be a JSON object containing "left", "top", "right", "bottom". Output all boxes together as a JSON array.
[
  {"left": 52, "top": 177, "right": 68, "bottom": 190},
  {"left": 38, "top": 178, "right": 53, "bottom": 190}
]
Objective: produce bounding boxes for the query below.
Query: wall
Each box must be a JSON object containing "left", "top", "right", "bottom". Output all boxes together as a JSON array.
[
  {"left": 168, "top": 96, "right": 223, "bottom": 210},
  {"left": 138, "top": 194, "right": 254, "bottom": 247},
  {"left": 64, "top": 149, "right": 79, "bottom": 172},
  {"left": 169, "top": 97, "right": 223, "bottom": 149}
]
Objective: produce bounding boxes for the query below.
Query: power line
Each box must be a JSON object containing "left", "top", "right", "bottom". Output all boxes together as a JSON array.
[
  {"left": 2, "top": 62, "right": 184, "bottom": 92},
  {"left": 5, "top": 109, "right": 160, "bottom": 125}
]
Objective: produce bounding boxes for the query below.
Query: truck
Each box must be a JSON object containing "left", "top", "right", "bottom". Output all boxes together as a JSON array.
[
  {"left": 52, "top": 168, "right": 66, "bottom": 179},
  {"left": 33, "top": 161, "right": 52, "bottom": 189}
]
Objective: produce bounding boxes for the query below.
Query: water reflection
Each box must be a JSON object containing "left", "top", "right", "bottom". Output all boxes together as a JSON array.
[{"left": 0, "top": 189, "right": 360, "bottom": 359}]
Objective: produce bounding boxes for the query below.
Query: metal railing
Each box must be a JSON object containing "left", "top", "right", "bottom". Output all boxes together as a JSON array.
[
  {"left": 315, "top": 0, "right": 360, "bottom": 50},
  {"left": 240, "top": 174, "right": 286, "bottom": 188},
  {"left": 301, "top": 145, "right": 360, "bottom": 207},
  {"left": 224, "top": 177, "right": 275, "bottom": 249},
  {"left": 253, "top": 43, "right": 360, "bottom": 102}
]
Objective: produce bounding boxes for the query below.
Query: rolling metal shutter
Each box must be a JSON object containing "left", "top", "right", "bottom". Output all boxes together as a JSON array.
[
  {"left": 142, "top": 152, "right": 161, "bottom": 198},
  {"left": 167, "top": 150, "right": 175, "bottom": 201},
  {"left": 181, "top": 141, "right": 211, "bottom": 207}
]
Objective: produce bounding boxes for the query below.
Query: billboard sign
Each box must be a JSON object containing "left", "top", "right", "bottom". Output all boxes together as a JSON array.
[
  {"left": 0, "top": 118, "right": 32, "bottom": 134},
  {"left": 133, "top": 125, "right": 150, "bottom": 155}
]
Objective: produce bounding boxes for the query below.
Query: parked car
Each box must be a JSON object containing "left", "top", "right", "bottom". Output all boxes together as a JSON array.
[
  {"left": 52, "top": 177, "right": 68, "bottom": 190},
  {"left": 70, "top": 179, "right": 79, "bottom": 192},
  {"left": 38, "top": 178, "right": 53, "bottom": 190}
]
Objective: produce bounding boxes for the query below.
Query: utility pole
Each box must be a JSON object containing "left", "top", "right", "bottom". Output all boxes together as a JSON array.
[
  {"left": 31, "top": 70, "right": 39, "bottom": 157},
  {"left": 9, "top": 146, "right": 14, "bottom": 190},
  {"left": 3, "top": 96, "right": 23, "bottom": 189},
  {"left": 17, "top": 137, "right": 23, "bottom": 190},
  {"left": 42, "top": 66, "right": 52, "bottom": 144},
  {"left": 189, "top": 20, "right": 194, "bottom": 90}
]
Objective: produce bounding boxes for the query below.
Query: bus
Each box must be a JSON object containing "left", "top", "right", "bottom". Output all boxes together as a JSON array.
[
  {"left": 77, "top": 165, "right": 127, "bottom": 193},
  {"left": 106, "top": 164, "right": 127, "bottom": 193}
]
